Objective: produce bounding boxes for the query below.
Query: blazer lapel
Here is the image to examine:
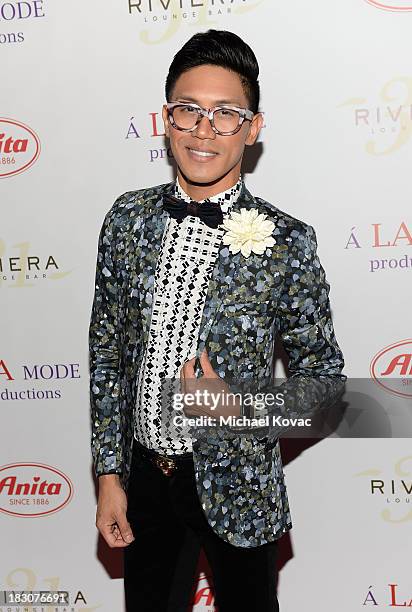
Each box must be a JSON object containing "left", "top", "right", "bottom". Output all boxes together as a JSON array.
[
  {"left": 134, "top": 182, "right": 173, "bottom": 351},
  {"left": 193, "top": 181, "right": 261, "bottom": 359}
]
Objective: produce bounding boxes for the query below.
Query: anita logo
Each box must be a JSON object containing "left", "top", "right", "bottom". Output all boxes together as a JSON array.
[
  {"left": 190, "top": 572, "right": 215, "bottom": 608},
  {"left": 0, "top": 463, "right": 73, "bottom": 517},
  {"left": 370, "top": 339, "right": 412, "bottom": 398},
  {"left": 364, "top": 0, "right": 412, "bottom": 10},
  {"left": 0, "top": 118, "right": 40, "bottom": 178}
]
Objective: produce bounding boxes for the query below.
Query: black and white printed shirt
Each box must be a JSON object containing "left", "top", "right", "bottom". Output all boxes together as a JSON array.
[{"left": 133, "top": 175, "right": 243, "bottom": 455}]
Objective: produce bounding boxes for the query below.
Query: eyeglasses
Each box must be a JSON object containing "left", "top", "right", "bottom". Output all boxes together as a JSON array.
[{"left": 166, "top": 102, "right": 255, "bottom": 136}]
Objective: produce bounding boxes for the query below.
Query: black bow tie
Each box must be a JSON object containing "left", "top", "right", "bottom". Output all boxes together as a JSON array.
[{"left": 162, "top": 193, "right": 224, "bottom": 229}]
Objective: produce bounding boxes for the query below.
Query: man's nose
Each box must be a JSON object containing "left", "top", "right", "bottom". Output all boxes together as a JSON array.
[{"left": 193, "top": 115, "right": 216, "bottom": 139}]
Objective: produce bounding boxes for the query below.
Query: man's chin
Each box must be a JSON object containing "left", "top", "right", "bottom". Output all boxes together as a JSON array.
[{"left": 177, "top": 166, "right": 229, "bottom": 188}]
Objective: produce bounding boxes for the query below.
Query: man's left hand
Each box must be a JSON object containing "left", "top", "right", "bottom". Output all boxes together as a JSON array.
[{"left": 180, "top": 349, "right": 241, "bottom": 418}]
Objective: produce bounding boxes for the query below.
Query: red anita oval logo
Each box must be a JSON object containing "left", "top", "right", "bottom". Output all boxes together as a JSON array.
[
  {"left": 0, "top": 118, "right": 41, "bottom": 178},
  {"left": 191, "top": 573, "right": 214, "bottom": 607},
  {"left": 0, "top": 463, "right": 73, "bottom": 517},
  {"left": 370, "top": 339, "right": 412, "bottom": 398},
  {"left": 364, "top": 0, "right": 412, "bottom": 10}
]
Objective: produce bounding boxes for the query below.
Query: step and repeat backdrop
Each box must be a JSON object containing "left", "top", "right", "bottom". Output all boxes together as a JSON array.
[{"left": 1, "top": 1, "right": 411, "bottom": 610}]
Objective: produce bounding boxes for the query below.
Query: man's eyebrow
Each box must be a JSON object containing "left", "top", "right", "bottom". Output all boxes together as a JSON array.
[{"left": 174, "top": 96, "right": 243, "bottom": 106}]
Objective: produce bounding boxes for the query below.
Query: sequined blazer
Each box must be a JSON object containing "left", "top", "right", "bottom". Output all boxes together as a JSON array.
[{"left": 88, "top": 180, "right": 346, "bottom": 548}]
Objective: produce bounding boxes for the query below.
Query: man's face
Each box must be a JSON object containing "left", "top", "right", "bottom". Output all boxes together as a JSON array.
[{"left": 162, "top": 64, "right": 263, "bottom": 191}]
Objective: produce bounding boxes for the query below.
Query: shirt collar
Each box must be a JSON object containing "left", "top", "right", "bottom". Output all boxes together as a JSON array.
[{"left": 174, "top": 175, "right": 243, "bottom": 216}]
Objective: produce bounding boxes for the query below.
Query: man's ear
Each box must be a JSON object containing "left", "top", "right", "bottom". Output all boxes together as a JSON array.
[
  {"left": 245, "top": 112, "right": 264, "bottom": 146},
  {"left": 162, "top": 104, "right": 170, "bottom": 138}
]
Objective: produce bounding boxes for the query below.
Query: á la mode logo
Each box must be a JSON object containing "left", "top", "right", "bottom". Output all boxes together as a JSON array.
[
  {"left": 0, "top": 117, "right": 40, "bottom": 178},
  {"left": 0, "top": 462, "right": 73, "bottom": 517}
]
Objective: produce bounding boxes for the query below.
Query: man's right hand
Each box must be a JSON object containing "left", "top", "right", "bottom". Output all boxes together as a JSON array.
[{"left": 95, "top": 474, "right": 135, "bottom": 548}]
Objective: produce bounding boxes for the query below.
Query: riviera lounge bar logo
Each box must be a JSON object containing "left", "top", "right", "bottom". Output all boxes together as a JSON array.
[
  {"left": 1, "top": 568, "right": 94, "bottom": 610},
  {"left": 128, "top": 0, "right": 262, "bottom": 18},
  {"left": 355, "top": 455, "right": 412, "bottom": 524},
  {"left": 338, "top": 76, "right": 412, "bottom": 156},
  {"left": 0, "top": 118, "right": 40, "bottom": 178},
  {"left": 0, "top": 242, "right": 72, "bottom": 286},
  {"left": 127, "top": 0, "right": 265, "bottom": 41}
]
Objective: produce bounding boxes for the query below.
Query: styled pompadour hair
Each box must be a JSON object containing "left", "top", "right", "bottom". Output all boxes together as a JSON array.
[{"left": 165, "top": 29, "right": 260, "bottom": 114}]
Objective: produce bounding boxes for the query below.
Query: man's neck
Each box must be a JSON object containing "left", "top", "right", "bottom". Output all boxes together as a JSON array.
[{"left": 176, "top": 169, "right": 241, "bottom": 201}]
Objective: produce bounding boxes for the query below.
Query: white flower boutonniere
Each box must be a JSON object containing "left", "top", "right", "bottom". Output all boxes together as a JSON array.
[{"left": 222, "top": 208, "right": 276, "bottom": 258}]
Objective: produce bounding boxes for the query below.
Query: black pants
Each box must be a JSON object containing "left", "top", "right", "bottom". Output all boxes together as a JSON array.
[{"left": 124, "top": 441, "right": 280, "bottom": 612}]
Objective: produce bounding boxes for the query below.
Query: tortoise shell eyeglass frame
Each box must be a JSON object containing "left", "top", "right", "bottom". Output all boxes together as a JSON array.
[{"left": 165, "top": 101, "right": 255, "bottom": 136}]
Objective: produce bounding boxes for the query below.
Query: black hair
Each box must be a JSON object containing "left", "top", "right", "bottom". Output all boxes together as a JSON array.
[{"left": 165, "top": 29, "right": 260, "bottom": 114}]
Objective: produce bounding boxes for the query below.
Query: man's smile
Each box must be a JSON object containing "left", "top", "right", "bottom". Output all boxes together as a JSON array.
[{"left": 186, "top": 146, "right": 219, "bottom": 161}]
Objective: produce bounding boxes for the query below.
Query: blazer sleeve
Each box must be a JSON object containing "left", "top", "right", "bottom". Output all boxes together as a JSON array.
[
  {"left": 88, "top": 198, "right": 123, "bottom": 477},
  {"left": 264, "top": 222, "right": 347, "bottom": 433},
  {"left": 277, "top": 223, "right": 346, "bottom": 377}
]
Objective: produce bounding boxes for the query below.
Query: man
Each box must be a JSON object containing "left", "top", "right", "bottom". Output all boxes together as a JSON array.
[{"left": 89, "top": 29, "right": 346, "bottom": 612}]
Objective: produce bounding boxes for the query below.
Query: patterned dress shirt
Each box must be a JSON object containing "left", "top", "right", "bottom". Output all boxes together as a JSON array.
[{"left": 133, "top": 175, "right": 243, "bottom": 455}]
